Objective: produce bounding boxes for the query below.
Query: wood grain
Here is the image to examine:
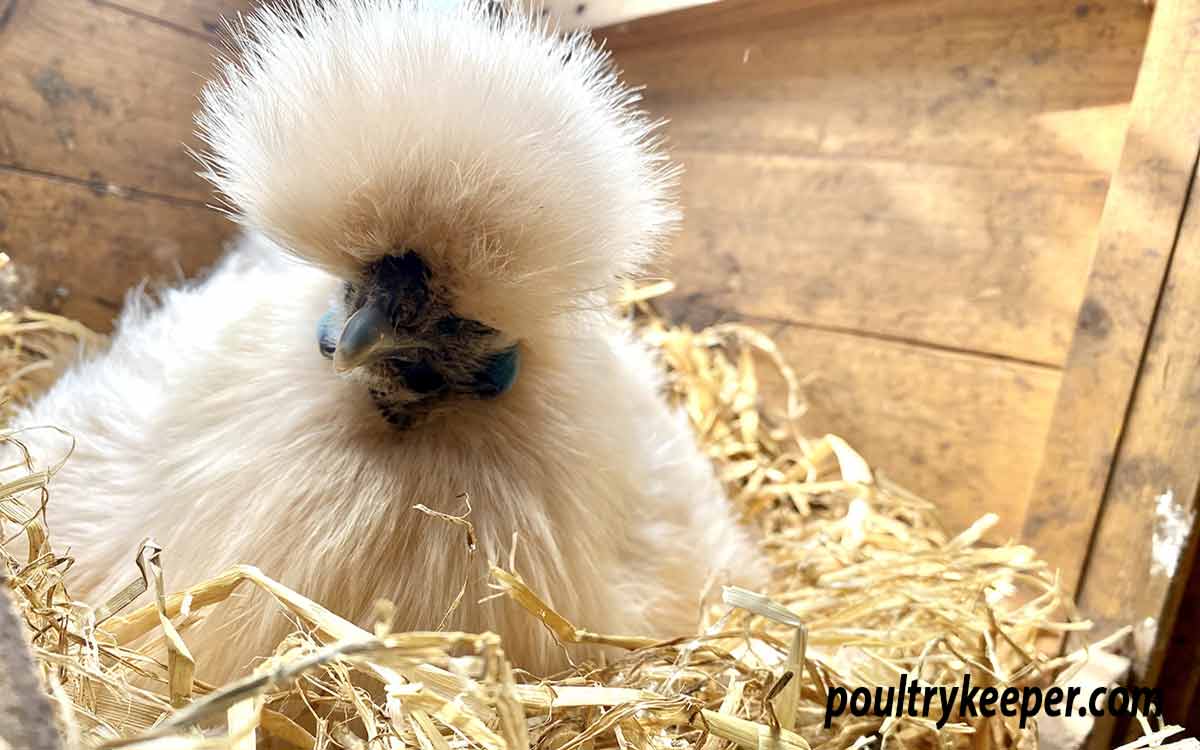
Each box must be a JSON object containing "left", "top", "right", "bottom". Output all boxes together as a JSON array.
[
  {"left": 604, "top": 0, "right": 1149, "bottom": 173},
  {"left": 757, "top": 323, "right": 1060, "bottom": 540},
  {"left": 1021, "top": 0, "right": 1200, "bottom": 595},
  {"left": 99, "top": 0, "right": 252, "bottom": 38},
  {"left": 655, "top": 149, "right": 1109, "bottom": 367},
  {"left": 0, "top": 0, "right": 221, "bottom": 201},
  {"left": 0, "top": 168, "right": 233, "bottom": 331},
  {"left": 605, "top": 0, "right": 1149, "bottom": 365}
]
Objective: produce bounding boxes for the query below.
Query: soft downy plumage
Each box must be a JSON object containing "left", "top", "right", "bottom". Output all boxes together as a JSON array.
[{"left": 6, "top": 0, "right": 766, "bottom": 680}]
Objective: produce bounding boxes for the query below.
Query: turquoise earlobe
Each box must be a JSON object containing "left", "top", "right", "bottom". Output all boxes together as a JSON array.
[
  {"left": 317, "top": 309, "right": 338, "bottom": 359},
  {"left": 474, "top": 345, "right": 520, "bottom": 398}
]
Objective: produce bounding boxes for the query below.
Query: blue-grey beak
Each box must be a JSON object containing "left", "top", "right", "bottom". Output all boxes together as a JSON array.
[{"left": 332, "top": 301, "right": 429, "bottom": 373}]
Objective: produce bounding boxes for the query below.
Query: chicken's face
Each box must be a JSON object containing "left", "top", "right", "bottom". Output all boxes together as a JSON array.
[{"left": 317, "top": 251, "right": 521, "bottom": 427}]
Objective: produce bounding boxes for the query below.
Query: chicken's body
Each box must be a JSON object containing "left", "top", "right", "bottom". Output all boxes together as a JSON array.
[{"left": 6, "top": 0, "right": 765, "bottom": 679}]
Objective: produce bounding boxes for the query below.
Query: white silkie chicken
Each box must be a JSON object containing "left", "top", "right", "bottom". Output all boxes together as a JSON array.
[{"left": 8, "top": 0, "right": 766, "bottom": 679}]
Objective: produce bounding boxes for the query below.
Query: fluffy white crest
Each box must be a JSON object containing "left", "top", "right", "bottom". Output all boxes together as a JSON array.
[{"left": 197, "top": 0, "right": 678, "bottom": 335}]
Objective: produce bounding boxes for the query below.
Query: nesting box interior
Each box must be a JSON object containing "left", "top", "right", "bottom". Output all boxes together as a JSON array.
[{"left": 3, "top": 0, "right": 1200, "bottom": 738}]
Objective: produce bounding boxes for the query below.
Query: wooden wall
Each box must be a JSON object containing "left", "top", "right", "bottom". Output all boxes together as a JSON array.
[
  {"left": 0, "top": 0, "right": 242, "bottom": 325},
  {"left": 0, "top": 0, "right": 1152, "bottom": 542},
  {"left": 604, "top": 0, "right": 1153, "bottom": 539}
]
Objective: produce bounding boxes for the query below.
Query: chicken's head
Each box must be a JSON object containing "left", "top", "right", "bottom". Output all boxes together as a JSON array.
[{"left": 196, "top": 0, "right": 677, "bottom": 425}]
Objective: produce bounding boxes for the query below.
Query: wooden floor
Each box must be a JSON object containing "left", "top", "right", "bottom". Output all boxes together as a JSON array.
[{"left": 0, "top": 0, "right": 1152, "bottom": 541}]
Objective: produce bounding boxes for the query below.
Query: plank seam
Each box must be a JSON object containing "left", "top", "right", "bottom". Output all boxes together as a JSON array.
[
  {"left": 731, "top": 310, "right": 1062, "bottom": 372},
  {"left": 0, "top": 163, "right": 215, "bottom": 210},
  {"left": 89, "top": 0, "right": 217, "bottom": 41}
]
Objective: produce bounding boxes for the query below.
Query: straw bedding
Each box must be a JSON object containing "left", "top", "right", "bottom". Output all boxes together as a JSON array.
[{"left": 0, "top": 282, "right": 1188, "bottom": 750}]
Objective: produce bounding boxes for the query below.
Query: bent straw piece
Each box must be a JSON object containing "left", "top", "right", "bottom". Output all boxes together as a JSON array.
[
  {"left": 104, "top": 565, "right": 368, "bottom": 647},
  {"left": 721, "top": 588, "right": 807, "bottom": 733},
  {"left": 697, "top": 709, "right": 811, "bottom": 750},
  {"left": 490, "top": 566, "right": 659, "bottom": 650}
]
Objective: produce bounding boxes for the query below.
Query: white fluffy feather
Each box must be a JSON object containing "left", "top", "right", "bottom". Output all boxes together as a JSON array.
[{"left": 7, "top": 0, "right": 765, "bottom": 679}]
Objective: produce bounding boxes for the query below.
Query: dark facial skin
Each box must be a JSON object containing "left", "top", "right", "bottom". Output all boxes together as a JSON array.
[{"left": 319, "top": 252, "right": 520, "bottom": 429}]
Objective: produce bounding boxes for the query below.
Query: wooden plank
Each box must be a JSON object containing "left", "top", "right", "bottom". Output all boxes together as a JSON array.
[
  {"left": 0, "top": 168, "right": 233, "bottom": 332},
  {"left": 756, "top": 323, "right": 1060, "bottom": 541},
  {"left": 98, "top": 0, "right": 252, "bottom": 38},
  {"left": 543, "top": 0, "right": 716, "bottom": 29},
  {"left": 656, "top": 148, "right": 1107, "bottom": 367},
  {"left": 604, "top": 0, "right": 1149, "bottom": 173},
  {"left": 604, "top": 0, "right": 1149, "bottom": 365},
  {"left": 1073, "top": 123, "right": 1200, "bottom": 727},
  {"left": 0, "top": 0, "right": 220, "bottom": 201},
  {"left": 1021, "top": 0, "right": 1200, "bottom": 594}
]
